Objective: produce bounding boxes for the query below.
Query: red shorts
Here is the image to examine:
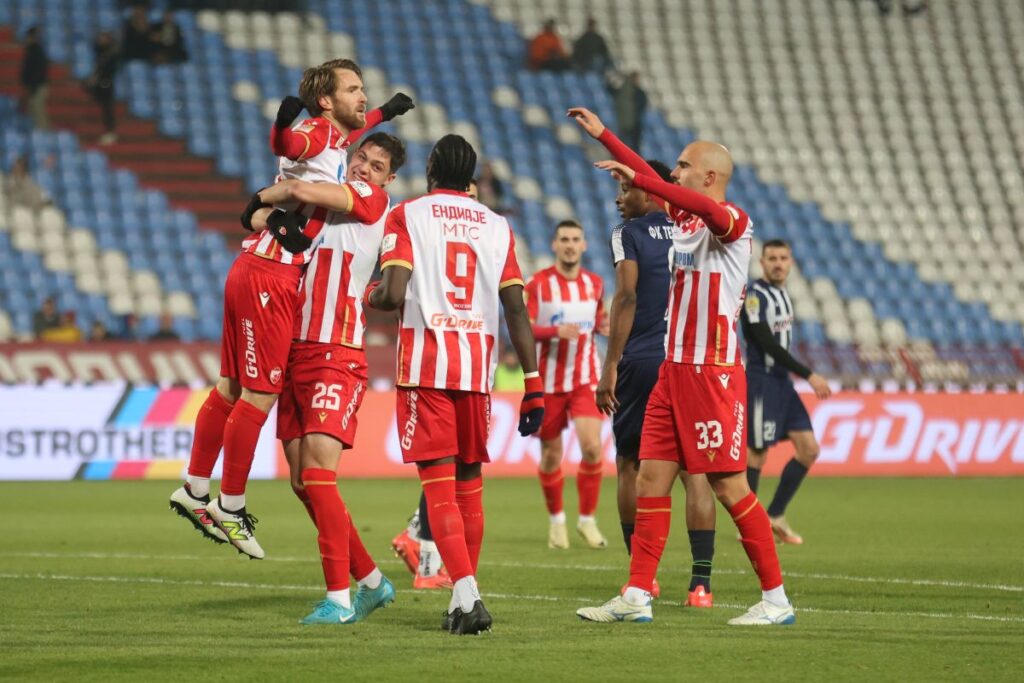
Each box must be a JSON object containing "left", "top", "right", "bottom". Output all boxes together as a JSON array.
[
  {"left": 539, "top": 384, "right": 602, "bottom": 441},
  {"left": 276, "top": 342, "right": 368, "bottom": 448},
  {"left": 396, "top": 387, "right": 491, "bottom": 464},
  {"left": 219, "top": 253, "right": 301, "bottom": 394},
  {"left": 639, "top": 363, "right": 747, "bottom": 475}
]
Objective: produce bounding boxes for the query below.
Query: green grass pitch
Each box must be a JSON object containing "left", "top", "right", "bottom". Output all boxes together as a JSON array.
[{"left": 1, "top": 477, "right": 1021, "bottom": 681}]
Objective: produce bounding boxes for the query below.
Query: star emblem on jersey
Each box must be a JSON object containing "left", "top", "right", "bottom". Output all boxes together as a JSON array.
[
  {"left": 259, "top": 292, "right": 270, "bottom": 308},
  {"left": 719, "top": 373, "right": 730, "bottom": 389}
]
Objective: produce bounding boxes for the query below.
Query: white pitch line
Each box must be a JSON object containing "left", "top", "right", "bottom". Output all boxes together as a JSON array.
[
  {"left": 0, "top": 572, "right": 1021, "bottom": 624},
  {"left": 3, "top": 551, "right": 1022, "bottom": 594}
]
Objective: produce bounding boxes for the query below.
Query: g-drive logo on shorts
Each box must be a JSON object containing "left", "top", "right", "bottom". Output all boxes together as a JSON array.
[
  {"left": 243, "top": 318, "right": 258, "bottom": 379},
  {"left": 401, "top": 389, "right": 419, "bottom": 450},
  {"left": 730, "top": 400, "right": 745, "bottom": 460}
]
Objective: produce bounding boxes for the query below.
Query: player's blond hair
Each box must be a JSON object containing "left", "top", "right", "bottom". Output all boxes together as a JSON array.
[{"left": 298, "top": 59, "right": 363, "bottom": 116}]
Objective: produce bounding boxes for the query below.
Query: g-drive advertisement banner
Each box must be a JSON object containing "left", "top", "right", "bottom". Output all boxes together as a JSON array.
[{"left": 1, "top": 384, "right": 1023, "bottom": 480}]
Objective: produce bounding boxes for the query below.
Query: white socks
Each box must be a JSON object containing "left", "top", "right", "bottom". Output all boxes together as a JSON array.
[
  {"left": 449, "top": 576, "right": 481, "bottom": 613},
  {"left": 763, "top": 585, "right": 789, "bottom": 607},
  {"left": 326, "top": 589, "right": 351, "bottom": 609},
  {"left": 578, "top": 514, "right": 595, "bottom": 525},
  {"left": 550, "top": 511, "right": 566, "bottom": 524},
  {"left": 418, "top": 540, "right": 440, "bottom": 577},
  {"left": 357, "top": 568, "right": 382, "bottom": 590},
  {"left": 186, "top": 476, "right": 210, "bottom": 499},
  {"left": 622, "top": 586, "right": 652, "bottom": 606},
  {"left": 220, "top": 493, "right": 245, "bottom": 511}
]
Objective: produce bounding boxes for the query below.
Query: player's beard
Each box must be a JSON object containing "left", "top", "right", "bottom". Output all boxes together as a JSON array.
[{"left": 336, "top": 104, "right": 365, "bottom": 134}]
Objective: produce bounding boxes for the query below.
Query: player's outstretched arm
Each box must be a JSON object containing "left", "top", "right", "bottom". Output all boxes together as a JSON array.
[
  {"left": 269, "top": 96, "right": 315, "bottom": 160},
  {"left": 344, "top": 92, "right": 415, "bottom": 146},
  {"left": 596, "top": 258, "right": 639, "bottom": 415},
  {"left": 368, "top": 265, "right": 411, "bottom": 311},
  {"left": 568, "top": 107, "right": 658, "bottom": 179},
  {"left": 258, "top": 179, "right": 353, "bottom": 213}
]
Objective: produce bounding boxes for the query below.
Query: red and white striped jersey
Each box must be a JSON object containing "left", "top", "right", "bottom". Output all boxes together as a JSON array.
[
  {"left": 276, "top": 117, "right": 351, "bottom": 184},
  {"left": 380, "top": 189, "right": 525, "bottom": 393},
  {"left": 664, "top": 202, "right": 752, "bottom": 366},
  {"left": 242, "top": 118, "right": 357, "bottom": 266},
  {"left": 292, "top": 181, "right": 391, "bottom": 348},
  {"left": 525, "top": 266, "right": 604, "bottom": 393}
]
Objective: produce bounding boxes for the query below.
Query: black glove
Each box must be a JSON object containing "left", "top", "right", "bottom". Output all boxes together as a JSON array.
[
  {"left": 240, "top": 190, "right": 270, "bottom": 232},
  {"left": 380, "top": 92, "right": 415, "bottom": 121},
  {"left": 517, "top": 375, "right": 545, "bottom": 437},
  {"left": 267, "top": 209, "right": 312, "bottom": 253},
  {"left": 275, "top": 95, "right": 305, "bottom": 129}
]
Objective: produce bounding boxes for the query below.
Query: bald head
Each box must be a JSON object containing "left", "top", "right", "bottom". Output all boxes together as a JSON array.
[{"left": 670, "top": 140, "right": 734, "bottom": 199}]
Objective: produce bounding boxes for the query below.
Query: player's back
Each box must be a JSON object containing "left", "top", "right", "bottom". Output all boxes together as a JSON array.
[
  {"left": 610, "top": 211, "right": 674, "bottom": 362},
  {"left": 382, "top": 189, "right": 523, "bottom": 393},
  {"left": 666, "top": 201, "right": 752, "bottom": 366},
  {"left": 741, "top": 278, "right": 795, "bottom": 379}
]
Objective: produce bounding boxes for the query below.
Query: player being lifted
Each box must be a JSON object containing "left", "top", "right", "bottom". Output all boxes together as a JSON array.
[
  {"left": 168, "top": 58, "right": 413, "bottom": 559},
  {"left": 239, "top": 131, "right": 407, "bottom": 624},
  {"left": 526, "top": 220, "right": 610, "bottom": 550},
  {"left": 569, "top": 107, "right": 795, "bottom": 626},
  {"left": 742, "top": 239, "right": 831, "bottom": 545},
  {"left": 599, "top": 161, "right": 718, "bottom": 607},
  {"left": 368, "top": 135, "right": 543, "bottom": 635}
]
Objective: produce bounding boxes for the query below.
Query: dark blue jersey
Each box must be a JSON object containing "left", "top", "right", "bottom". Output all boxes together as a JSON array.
[
  {"left": 741, "top": 278, "right": 799, "bottom": 379},
  {"left": 609, "top": 211, "right": 674, "bottom": 362}
]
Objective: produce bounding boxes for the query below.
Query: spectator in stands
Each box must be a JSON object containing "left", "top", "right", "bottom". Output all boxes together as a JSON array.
[
  {"left": 149, "top": 10, "right": 188, "bottom": 64},
  {"left": 42, "top": 311, "right": 83, "bottom": 343},
  {"left": 528, "top": 19, "right": 571, "bottom": 72},
  {"left": 572, "top": 17, "right": 613, "bottom": 73},
  {"left": 122, "top": 4, "right": 153, "bottom": 61},
  {"left": 473, "top": 161, "right": 508, "bottom": 213},
  {"left": 149, "top": 312, "right": 180, "bottom": 341},
  {"left": 119, "top": 313, "right": 141, "bottom": 341},
  {"left": 4, "top": 156, "right": 51, "bottom": 210},
  {"left": 493, "top": 346, "right": 525, "bottom": 391},
  {"left": 32, "top": 296, "right": 61, "bottom": 339},
  {"left": 19, "top": 26, "right": 49, "bottom": 130},
  {"left": 91, "top": 321, "right": 112, "bottom": 341},
  {"left": 86, "top": 31, "right": 120, "bottom": 145},
  {"left": 609, "top": 70, "right": 648, "bottom": 152}
]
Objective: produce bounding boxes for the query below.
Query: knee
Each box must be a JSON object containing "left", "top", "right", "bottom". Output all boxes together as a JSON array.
[
  {"left": 796, "top": 442, "right": 820, "bottom": 466},
  {"left": 580, "top": 442, "right": 602, "bottom": 463},
  {"left": 290, "top": 482, "right": 305, "bottom": 500}
]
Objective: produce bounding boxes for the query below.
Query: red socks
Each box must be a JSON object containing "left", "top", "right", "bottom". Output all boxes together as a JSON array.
[
  {"left": 538, "top": 467, "right": 564, "bottom": 516},
  {"left": 187, "top": 389, "right": 234, "bottom": 478},
  {"left": 348, "top": 513, "right": 377, "bottom": 581},
  {"left": 456, "top": 477, "right": 484, "bottom": 574},
  {"left": 628, "top": 496, "right": 672, "bottom": 593},
  {"left": 220, "top": 399, "right": 268, "bottom": 496},
  {"left": 576, "top": 461, "right": 603, "bottom": 516},
  {"left": 302, "top": 468, "right": 350, "bottom": 591},
  {"left": 730, "top": 492, "right": 784, "bottom": 590},
  {"left": 418, "top": 463, "right": 473, "bottom": 583}
]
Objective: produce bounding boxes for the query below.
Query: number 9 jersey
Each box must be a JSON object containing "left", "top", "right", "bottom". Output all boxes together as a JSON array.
[{"left": 380, "top": 189, "right": 524, "bottom": 394}]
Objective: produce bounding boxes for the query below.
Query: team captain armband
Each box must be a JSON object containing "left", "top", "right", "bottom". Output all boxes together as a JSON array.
[{"left": 744, "top": 293, "right": 761, "bottom": 323}]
